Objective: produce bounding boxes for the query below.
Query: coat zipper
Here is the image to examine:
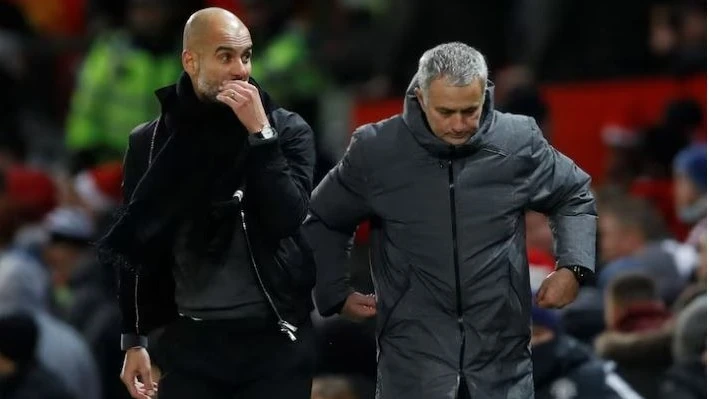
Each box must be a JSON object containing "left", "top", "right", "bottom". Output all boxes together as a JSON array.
[
  {"left": 134, "top": 274, "right": 140, "bottom": 334},
  {"left": 447, "top": 160, "right": 466, "bottom": 380},
  {"left": 237, "top": 191, "right": 298, "bottom": 341}
]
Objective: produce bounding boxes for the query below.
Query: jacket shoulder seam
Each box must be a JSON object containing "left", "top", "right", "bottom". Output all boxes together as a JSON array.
[{"left": 129, "top": 119, "right": 158, "bottom": 139}]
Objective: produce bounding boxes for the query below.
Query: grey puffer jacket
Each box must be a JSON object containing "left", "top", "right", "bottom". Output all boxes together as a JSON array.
[{"left": 305, "top": 78, "right": 597, "bottom": 399}]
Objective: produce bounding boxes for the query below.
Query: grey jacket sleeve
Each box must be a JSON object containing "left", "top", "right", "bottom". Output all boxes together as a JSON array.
[
  {"left": 303, "top": 129, "right": 373, "bottom": 316},
  {"left": 525, "top": 117, "right": 597, "bottom": 270}
]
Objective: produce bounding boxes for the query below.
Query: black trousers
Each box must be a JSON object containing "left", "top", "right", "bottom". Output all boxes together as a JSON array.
[{"left": 154, "top": 316, "right": 315, "bottom": 399}]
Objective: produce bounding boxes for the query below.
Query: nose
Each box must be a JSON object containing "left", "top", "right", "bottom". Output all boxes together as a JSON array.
[
  {"left": 230, "top": 60, "right": 248, "bottom": 80},
  {"left": 452, "top": 114, "right": 468, "bottom": 133}
]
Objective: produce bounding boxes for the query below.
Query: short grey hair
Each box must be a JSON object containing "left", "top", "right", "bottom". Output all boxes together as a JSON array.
[{"left": 416, "top": 42, "right": 488, "bottom": 99}]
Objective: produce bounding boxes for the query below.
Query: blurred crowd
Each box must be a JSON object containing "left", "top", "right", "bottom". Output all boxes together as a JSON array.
[{"left": 0, "top": 0, "right": 705, "bottom": 398}]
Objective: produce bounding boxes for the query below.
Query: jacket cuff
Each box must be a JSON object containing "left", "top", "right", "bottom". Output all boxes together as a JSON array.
[
  {"left": 247, "top": 130, "right": 279, "bottom": 147},
  {"left": 121, "top": 333, "right": 148, "bottom": 351},
  {"left": 317, "top": 287, "right": 354, "bottom": 317}
]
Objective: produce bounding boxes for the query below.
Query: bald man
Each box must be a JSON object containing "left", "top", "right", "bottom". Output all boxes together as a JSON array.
[{"left": 102, "top": 7, "right": 317, "bottom": 399}]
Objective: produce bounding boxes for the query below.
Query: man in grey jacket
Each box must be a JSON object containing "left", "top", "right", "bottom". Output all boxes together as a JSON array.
[{"left": 304, "top": 42, "right": 597, "bottom": 399}]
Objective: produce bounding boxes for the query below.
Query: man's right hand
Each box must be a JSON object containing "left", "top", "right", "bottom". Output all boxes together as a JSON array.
[
  {"left": 341, "top": 292, "right": 377, "bottom": 321},
  {"left": 121, "top": 347, "right": 157, "bottom": 399}
]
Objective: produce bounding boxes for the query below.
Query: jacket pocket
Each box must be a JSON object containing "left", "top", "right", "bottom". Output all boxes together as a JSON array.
[{"left": 506, "top": 254, "right": 532, "bottom": 337}]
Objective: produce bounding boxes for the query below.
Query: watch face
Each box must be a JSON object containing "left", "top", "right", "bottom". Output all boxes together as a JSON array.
[{"left": 261, "top": 126, "right": 275, "bottom": 139}]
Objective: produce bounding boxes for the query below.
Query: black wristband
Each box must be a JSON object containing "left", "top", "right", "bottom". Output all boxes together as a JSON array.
[
  {"left": 557, "top": 265, "right": 594, "bottom": 285},
  {"left": 121, "top": 334, "right": 148, "bottom": 351}
]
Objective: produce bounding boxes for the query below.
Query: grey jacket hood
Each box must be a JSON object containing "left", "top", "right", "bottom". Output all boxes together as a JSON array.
[{"left": 402, "top": 75, "right": 496, "bottom": 158}]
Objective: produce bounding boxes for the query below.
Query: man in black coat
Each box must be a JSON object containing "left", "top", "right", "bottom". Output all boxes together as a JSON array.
[
  {"left": 531, "top": 303, "right": 641, "bottom": 399},
  {"left": 0, "top": 312, "right": 74, "bottom": 399},
  {"left": 98, "top": 7, "right": 316, "bottom": 399}
]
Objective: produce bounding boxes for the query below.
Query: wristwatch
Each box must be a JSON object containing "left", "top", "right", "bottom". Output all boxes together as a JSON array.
[
  {"left": 557, "top": 265, "right": 594, "bottom": 285},
  {"left": 256, "top": 125, "right": 276, "bottom": 140}
]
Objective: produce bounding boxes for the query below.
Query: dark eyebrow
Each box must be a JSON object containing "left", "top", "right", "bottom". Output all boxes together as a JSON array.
[{"left": 215, "top": 45, "right": 253, "bottom": 54}]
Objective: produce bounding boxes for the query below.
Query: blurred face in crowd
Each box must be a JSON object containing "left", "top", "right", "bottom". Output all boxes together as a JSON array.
[
  {"left": 43, "top": 242, "right": 85, "bottom": 286},
  {"left": 416, "top": 77, "right": 485, "bottom": 146},
  {"left": 243, "top": 1, "right": 272, "bottom": 38},
  {"left": 673, "top": 173, "right": 705, "bottom": 222},
  {"left": 598, "top": 212, "right": 644, "bottom": 263},
  {"left": 182, "top": 10, "right": 253, "bottom": 103},
  {"left": 604, "top": 147, "right": 640, "bottom": 188},
  {"left": 680, "top": 6, "right": 707, "bottom": 44},
  {"left": 526, "top": 211, "right": 554, "bottom": 254},
  {"left": 128, "top": 2, "right": 174, "bottom": 40}
]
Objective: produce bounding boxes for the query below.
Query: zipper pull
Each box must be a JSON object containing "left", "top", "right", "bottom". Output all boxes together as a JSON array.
[
  {"left": 278, "top": 320, "right": 298, "bottom": 342},
  {"left": 239, "top": 209, "right": 247, "bottom": 230}
]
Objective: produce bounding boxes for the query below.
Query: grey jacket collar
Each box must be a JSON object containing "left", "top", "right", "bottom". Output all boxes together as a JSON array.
[{"left": 402, "top": 75, "right": 496, "bottom": 159}]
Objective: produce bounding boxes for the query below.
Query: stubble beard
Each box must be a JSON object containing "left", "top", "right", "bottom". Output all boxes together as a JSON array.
[{"left": 196, "top": 73, "right": 221, "bottom": 103}]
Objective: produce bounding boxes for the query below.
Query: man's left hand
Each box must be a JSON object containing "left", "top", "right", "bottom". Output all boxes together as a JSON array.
[
  {"left": 535, "top": 268, "right": 579, "bottom": 309},
  {"left": 217, "top": 80, "right": 269, "bottom": 134}
]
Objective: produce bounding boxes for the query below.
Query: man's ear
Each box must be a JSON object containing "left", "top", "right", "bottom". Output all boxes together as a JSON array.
[{"left": 182, "top": 50, "right": 197, "bottom": 75}]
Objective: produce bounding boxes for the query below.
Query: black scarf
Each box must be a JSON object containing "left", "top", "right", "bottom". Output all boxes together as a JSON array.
[{"left": 97, "top": 72, "right": 277, "bottom": 274}]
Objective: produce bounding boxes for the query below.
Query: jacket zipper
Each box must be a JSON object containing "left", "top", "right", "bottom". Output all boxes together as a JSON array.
[
  {"left": 237, "top": 192, "right": 298, "bottom": 341},
  {"left": 134, "top": 274, "right": 140, "bottom": 334},
  {"left": 447, "top": 160, "right": 466, "bottom": 381}
]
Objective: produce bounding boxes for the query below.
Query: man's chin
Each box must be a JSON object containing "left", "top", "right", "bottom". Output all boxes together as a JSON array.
[{"left": 445, "top": 136, "right": 472, "bottom": 146}]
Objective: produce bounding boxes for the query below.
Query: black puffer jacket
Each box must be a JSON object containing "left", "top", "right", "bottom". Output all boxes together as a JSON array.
[{"left": 535, "top": 335, "right": 641, "bottom": 399}]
